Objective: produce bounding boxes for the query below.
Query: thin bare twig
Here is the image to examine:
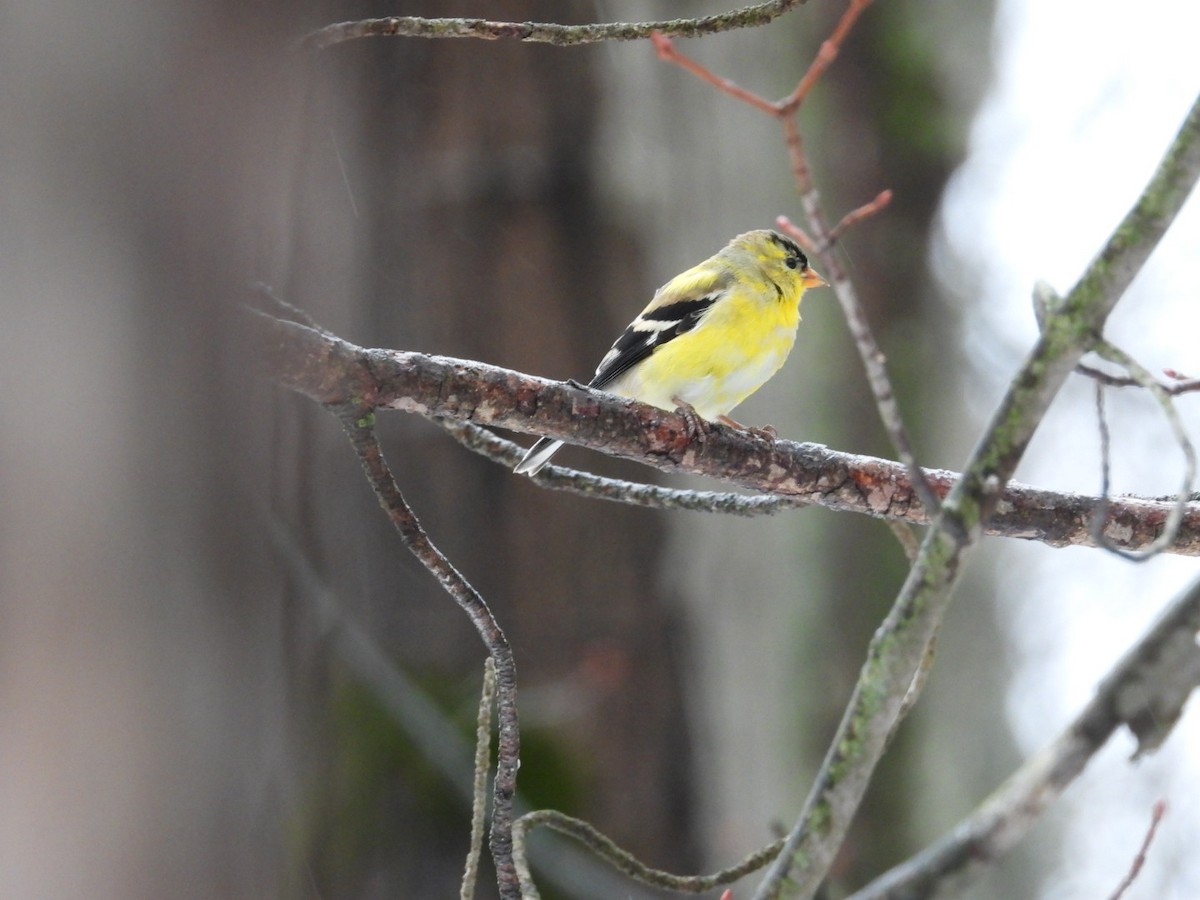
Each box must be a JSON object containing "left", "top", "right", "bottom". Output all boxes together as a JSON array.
[
  {"left": 650, "top": 30, "right": 779, "bottom": 114},
  {"left": 780, "top": 0, "right": 874, "bottom": 112},
  {"left": 1090, "top": 340, "right": 1197, "bottom": 561},
  {"left": 461, "top": 657, "right": 497, "bottom": 900},
  {"left": 1107, "top": 800, "right": 1168, "bottom": 900},
  {"left": 825, "top": 190, "right": 894, "bottom": 247},
  {"left": 337, "top": 411, "right": 522, "bottom": 899},
  {"left": 1035, "top": 282, "right": 1200, "bottom": 409},
  {"left": 437, "top": 416, "right": 808, "bottom": 516},
  {"left": 1078, "top": 362, "right": 1200, "bottom": 394},
  {"left": 305, "top": 0, "right": 806, "bottom": 50},
  {"left": 255, "top": 281, "right": 329, "bottom": 334}
]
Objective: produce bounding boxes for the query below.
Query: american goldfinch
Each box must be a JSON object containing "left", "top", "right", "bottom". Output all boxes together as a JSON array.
[{"left": 514, "top": 229, "right": 826, "bottom": 475}]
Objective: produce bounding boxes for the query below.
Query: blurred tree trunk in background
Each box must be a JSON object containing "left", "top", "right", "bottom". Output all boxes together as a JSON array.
[{"left": 0, "top": 2, "right": 304, "bottom": 896}]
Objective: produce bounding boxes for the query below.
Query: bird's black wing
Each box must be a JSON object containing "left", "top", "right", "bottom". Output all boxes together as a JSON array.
[{"left": 589, "top": 294, "right": 718, "bottom": 390}]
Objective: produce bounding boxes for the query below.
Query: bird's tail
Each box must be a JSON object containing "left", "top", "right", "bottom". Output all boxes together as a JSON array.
[{"left": 514, "top": 437, "right": 564, "bottom": 476}]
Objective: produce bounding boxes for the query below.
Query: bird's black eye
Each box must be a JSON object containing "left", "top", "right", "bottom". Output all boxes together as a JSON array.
[{"left": 785, "top": 255, "right": 800, "bottom": 270}]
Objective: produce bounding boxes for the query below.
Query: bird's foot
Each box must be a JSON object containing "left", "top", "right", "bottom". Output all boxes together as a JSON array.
[
  {"left": 718, "top": 415, "right": 777, "bottom": 442},
  {"left": 672, "top": 397, "right": 712, "bottom": 444}
]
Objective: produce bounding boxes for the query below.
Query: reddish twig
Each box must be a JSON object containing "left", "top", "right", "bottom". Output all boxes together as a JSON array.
[
  {"left": 782, "top": 114, "right": 821, "bottom": 217},
  {"left": 826, "top": 189, "right": 894, "bottom": 246},
  {"left": 774, "top": 215, "right": 819, "bottom": 257},
  {"left": 1107, "top": 800, "right": 1168, "bottom": 900},
  {"left": 512, "top": 809, "right": 782, "bottom": 896},
  {"left": 650, "top": 31, "right": 778, "bottom": 114},
  {"left": 780, "top": 0, "right": 874, "bottom": 111},
  {"left": 653, "top": 6, "right": 939, "bottom": 521},
  {"left": 781, "top": 193, "right": 895, "bottom": 255},
  {"left": 652, "top": 0, "right": 874, "bottom": 116}
]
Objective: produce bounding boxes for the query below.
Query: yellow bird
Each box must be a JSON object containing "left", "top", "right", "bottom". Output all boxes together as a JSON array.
[{"left": 515, "top": 229, "right": 826, "bottom": 476}]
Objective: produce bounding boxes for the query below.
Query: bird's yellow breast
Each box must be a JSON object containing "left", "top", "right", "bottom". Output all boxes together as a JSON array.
[{"left": 606, "top": 279, "right": 801, "bottom": 418}]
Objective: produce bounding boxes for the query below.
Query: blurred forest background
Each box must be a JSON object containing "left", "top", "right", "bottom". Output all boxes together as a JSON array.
[{"left": 5, "top": 0, "right": 1195, "bottom": 898}]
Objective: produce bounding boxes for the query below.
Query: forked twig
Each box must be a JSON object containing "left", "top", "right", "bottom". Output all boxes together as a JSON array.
[
  {"left": 653, "top": 3, "right": 941, "bottom": 523},
  {"left": 1080, "top": 363, "right": 1200, "bottom": 395}
]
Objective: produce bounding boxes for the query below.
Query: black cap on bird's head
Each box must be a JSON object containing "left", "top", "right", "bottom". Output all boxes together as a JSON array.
[{"left": 766, "top": 230, "right": 827, "bottom": 289}]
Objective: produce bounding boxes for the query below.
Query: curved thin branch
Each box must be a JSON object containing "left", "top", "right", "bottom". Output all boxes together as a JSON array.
[
  {"left": 336, "top": 411, "right": 521, "bottom": 899},
  {"left": 437, "top": 416, "right": 808, "bottom": 516},
  {"left": 752, "top": 87, "right": 1200, "bottom": 900},
  {"left": 513, "top": 809, "right": 783, "bottom": 898},
  {"left": 1090, "top": 340, "right": 1196, "bottom": 561},
  {"left": 461, "top": 657, "right": 496, "bottom": 900},
  {"left": 304, "top": 0, "right": 806, "bottom": 51}
]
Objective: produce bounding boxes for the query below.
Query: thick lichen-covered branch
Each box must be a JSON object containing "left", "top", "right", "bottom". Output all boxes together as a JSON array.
[
  {"left": 253, "top": 312, "right": 1200, "bottom": 556},
  {"left": 850, "top": 574, "right": 1200, "bottom": 900}
]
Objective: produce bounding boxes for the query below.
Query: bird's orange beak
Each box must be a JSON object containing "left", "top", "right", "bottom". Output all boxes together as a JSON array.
[{"left": 802, "top": 267, "right": 828, "bottom": 289}]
